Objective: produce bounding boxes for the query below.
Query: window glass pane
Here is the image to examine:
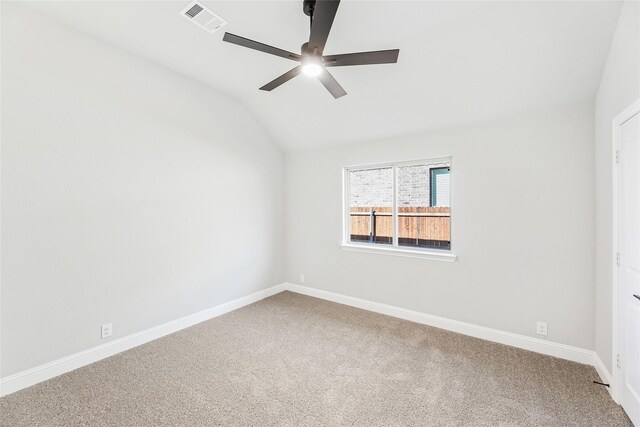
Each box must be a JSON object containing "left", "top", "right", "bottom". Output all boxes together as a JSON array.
[
  {"left": 349, "top": 167, "right": 393, "bottom": 245},
  {"left": 397, "top": 163, "right": 451, "bottom": 250},
  {"left": 430, "top": 168, "right": 450, "bottom": 207}
]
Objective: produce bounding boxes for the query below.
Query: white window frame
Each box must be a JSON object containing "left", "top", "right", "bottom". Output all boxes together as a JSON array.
[{"left": 341, "top": 157, "right": 456, "bottom": 262}]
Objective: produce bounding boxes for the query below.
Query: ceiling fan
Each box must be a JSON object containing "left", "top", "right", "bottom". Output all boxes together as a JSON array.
[{"left": 222, "top": 0, "right": 400, "bottom": 99}]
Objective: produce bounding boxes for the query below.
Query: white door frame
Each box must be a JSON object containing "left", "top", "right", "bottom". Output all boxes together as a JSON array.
[{"left": 612, "top": 97, "right": 640, "bottom": 404}]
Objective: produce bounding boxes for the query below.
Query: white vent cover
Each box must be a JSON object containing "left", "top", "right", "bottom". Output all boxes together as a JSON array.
[{"left": 180, "top": 1, "right": 227, "bottom": 33}]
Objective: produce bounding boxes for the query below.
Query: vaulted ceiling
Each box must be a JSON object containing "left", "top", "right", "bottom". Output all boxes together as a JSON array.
[{"left": 21, "top": 1, "right": 622, "bottom": 151}]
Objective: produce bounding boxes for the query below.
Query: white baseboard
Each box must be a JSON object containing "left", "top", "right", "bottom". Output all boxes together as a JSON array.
[
  {"left": 0, "top": 281, "right": 608, "bottom": 401},
  {"left": 283, "top": 283, "right": 596, "bottom": 366},
  {"left": 593, "top": 353, "right": 615, "bottom": 401},
  {"left": 0, "top": 283, "right": 287, "bottom": 397}
]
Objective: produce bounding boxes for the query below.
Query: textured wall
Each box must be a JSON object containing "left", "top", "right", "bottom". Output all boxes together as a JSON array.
[
  {"left": 349, "top": 162, "right": 450, "bottom": 208},
  {"left": 286, "top": 104, "right": 595, "bottom": 350},
  {"left": 594, "top": 1, "right": 640, "bottom": 374},
  {"left": 1, "top": 5, "right": 285, "bottom": 377},
  {"left": 349, "top": 168, "right": 393, "bottom": 207}
]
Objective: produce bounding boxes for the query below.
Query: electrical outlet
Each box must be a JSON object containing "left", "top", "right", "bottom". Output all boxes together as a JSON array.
[
  {"left": 536, "top": 321, "right": 547, "bottom": 337},
  {"left": 300, "top": 274, "right": 305, "bottom": 283},
  {"left": 101, "top": 323, "right": 113, "bottom": 339}
]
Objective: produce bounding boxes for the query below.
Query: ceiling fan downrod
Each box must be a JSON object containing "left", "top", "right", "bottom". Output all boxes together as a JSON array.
[
  {"left": 304, "top": 0, "right": 315, "bottom": 31},
  {"left": 303, "top": 0, "right": 316, "bottom": 17}
]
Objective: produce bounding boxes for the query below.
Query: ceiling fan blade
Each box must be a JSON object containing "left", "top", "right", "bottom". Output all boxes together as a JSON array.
[
  {"left": 223, "top": 32, "right": 301, "bottom": 62},
  {"left": 323, "top": 49, "right": 399, "bottom": 67},
  {"left": 307, "top": 0, "right": 340, "bottom": 56},
  {"left": 317, "top": 69, "right": 346, "bottom": 99},
  {"left": 260, "top": 66, "right": 302, "bottom": 91}
]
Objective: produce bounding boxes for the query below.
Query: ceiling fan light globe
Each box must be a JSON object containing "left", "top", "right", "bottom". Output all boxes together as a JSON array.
[{"left": 302, "top": 63, "right": 323, "bottom": 77}]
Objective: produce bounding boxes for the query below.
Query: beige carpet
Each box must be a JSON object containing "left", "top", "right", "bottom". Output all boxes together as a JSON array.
[{"left": 0, "top": 291, "right": 631, "bottom": 426}]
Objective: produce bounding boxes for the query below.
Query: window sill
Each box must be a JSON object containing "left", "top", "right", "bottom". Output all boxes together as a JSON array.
[{"left": 339, "top": 243, "right": 457, "bottom": 262}]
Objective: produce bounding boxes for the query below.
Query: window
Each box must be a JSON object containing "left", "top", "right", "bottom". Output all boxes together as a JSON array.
[{"left": 344, "top": 158, "right": 453, "bottom": 259}]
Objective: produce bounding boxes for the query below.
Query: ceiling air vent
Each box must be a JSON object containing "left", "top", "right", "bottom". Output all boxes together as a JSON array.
[{"left": 180, "top": 1, "right": 227, "bottom": 33}]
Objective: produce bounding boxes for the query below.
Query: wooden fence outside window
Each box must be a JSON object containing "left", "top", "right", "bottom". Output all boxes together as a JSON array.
[{"left": 350, "top": 206, "right": 450, "bottom": 249}]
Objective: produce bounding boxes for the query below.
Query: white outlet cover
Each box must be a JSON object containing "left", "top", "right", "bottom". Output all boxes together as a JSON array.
[
  {"left": 536, "top": 321, "right": 547, "bottom": 336},
  {"left": 300, "top": 274, "right": 305, "bottom": 283},
  {"left": 101, "top": 323, "right": 113, "bottom": 339}
]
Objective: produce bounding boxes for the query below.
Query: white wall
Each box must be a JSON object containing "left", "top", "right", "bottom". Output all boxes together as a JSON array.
[
  {"left": 0, "top": 4, "right": 284, "bottom": 377},
  {"left": 594, "top": 1, "right": 640, "bottom": 374},
  {"left": 286, "top": 104, "right": 595, "bottom": 350}
]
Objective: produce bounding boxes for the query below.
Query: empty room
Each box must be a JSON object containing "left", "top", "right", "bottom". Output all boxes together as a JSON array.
[{"left": 1, "top": 0, "right": 639, "bottom": 425}]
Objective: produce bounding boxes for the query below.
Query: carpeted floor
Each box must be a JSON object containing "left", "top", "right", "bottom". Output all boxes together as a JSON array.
[{"left": 0, "top": 291, "right": 631, "bottom": 426}]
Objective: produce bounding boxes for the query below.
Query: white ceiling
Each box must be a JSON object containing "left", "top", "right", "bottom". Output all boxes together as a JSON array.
[{"left": 21, "top": 1, "right": 622, "bottom": 151}]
